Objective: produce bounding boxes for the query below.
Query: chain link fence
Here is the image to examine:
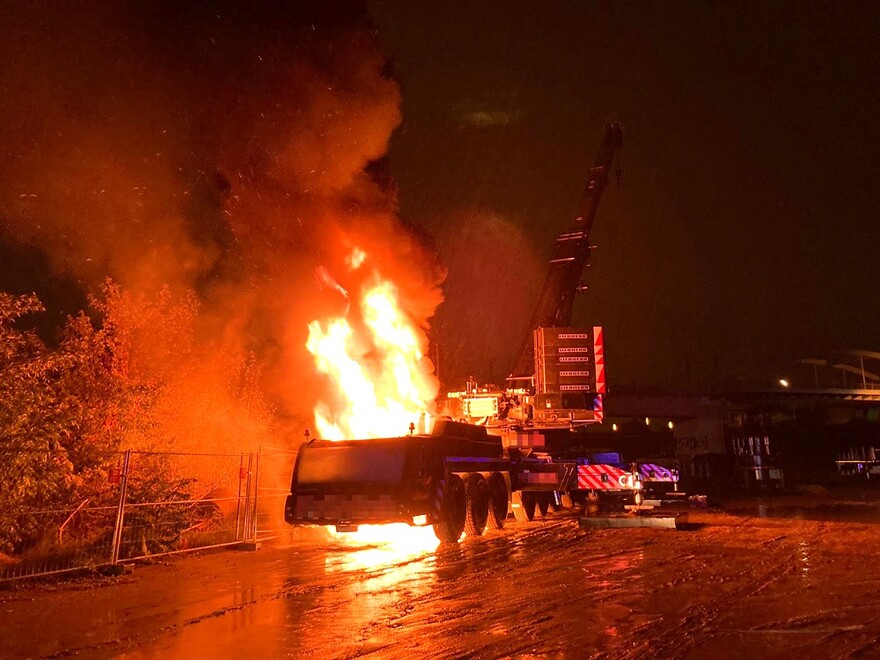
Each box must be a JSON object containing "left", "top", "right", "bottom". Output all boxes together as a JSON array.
[
  {"left": 0, "top": 502, "right": 119, "bottom": 581},
  {"left": 251, "top": 448, "right": 297, "bottom": 540},
  {"left": 1, "top": 448, "right": 292, "bottom": 582}
]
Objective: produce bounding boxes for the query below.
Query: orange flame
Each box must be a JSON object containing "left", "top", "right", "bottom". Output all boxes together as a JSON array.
[{"left": 306, "top": 249, "right": 438, "bottom": 440}]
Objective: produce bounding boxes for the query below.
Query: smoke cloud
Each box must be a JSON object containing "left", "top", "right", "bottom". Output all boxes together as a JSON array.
[
  {"left": 431, "top": 209, "right": 542, "bottom": 388},
  {"left": 0, "top": 1, "right": 444, "bottom": 445}
]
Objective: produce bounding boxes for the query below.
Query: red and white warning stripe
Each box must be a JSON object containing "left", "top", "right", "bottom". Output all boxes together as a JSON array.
[
  {"left": 593, "top": 326, "right": 606, "bottom": 394},
  {"left": 577, "top": 464, "right": 636, "bottom": 491},
  {"left": 639, "top": 463, "right": 678, "bottom": 482}
]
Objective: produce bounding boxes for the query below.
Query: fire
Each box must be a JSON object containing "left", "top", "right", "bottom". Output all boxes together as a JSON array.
[
  {"left": 305, "top": 247, "right": 441, "bottom": 558},
  {"left": 330, "top": 523, "right": 440, "bottom": 559},
  {"left": 306, "top": 248, "right": 438, "bottom": 440},
  {"left": 325, "top": 524, "right": 440, "bottom": 591}
]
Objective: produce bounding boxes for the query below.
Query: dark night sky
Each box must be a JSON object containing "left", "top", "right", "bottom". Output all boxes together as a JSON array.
[
  {"left": 2, "top": 2, "right": 879, "bottom": 394},
  {"left": 370, "top": 1, "right": 880, "bottom": 390}
]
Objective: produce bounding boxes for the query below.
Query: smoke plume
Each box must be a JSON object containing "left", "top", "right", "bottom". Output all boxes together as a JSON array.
[{"left": 0, "top": 1, "right": 444, "bottom": 446}]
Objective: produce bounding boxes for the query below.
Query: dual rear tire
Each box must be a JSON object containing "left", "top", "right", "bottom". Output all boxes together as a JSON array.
[
  {"left": 435, "top": 472, "right": 509, "bottom": 543},
  {"left": 536, "top": 492, "right": 551, "bottom": 517},
  {"left": 434, "top": 474, "right": 466, "bottom": 543},
  {"left": 487, "top": 472, "right": 509, "bottom": 530},
  {"left": 464, "top": 475, "right": 489, "bottom": 536},
  {"left": 512, "top": 491, "right": 536, "bottom": 522},
  {"left": 512, "top": 491, "right": 554, "bottom": 523}
]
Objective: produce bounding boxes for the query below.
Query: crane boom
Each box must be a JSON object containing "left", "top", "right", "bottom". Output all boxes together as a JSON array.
[{"left": 510, "top": 123, "right": 623, "bottom": 379}]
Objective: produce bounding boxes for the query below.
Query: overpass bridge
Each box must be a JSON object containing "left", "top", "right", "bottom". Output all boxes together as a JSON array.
[
  {"left": 606, "top": 349, "right": 880, "bottom": 420},
  {"left": 605, "top": 388, "right": 880, "bottom": 422}
]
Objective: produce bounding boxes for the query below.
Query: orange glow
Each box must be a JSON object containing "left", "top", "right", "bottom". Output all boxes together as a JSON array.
[
  {"left": 306, "top": 248, "right": 438, "bottom": 440},
  {"left": 332, "top": 523, "right": 439, "bottom": 550},
  {"left": 326, "top": 524, "right": 440, "bottom": 575}
]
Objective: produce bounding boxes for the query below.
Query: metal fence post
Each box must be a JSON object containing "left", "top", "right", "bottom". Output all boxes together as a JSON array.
[
  {"left": 110, "top": 450, "right": 131, "bottom": 565},
  {"left": 234, "top": 454, "right": 244, "bottom": 541},
  {"left": 251, "top": 451, "right": 261, "bottom": 540},
  {"left": 241, "top": 453, "right": 254, "bottom": 542}
]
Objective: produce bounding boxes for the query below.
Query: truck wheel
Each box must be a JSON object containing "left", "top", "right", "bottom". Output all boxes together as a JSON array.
[
  {"left": 487, "top": 472, "right": 508, "bottom": 530},
  {"left": 536, "top": 492, "right": 551, "bottom": 518},
  {"left": 434, "top": 475, "right": 466, "bottom": 543},
  {"left": 464, "top": 475, "right": 489, "bottom": 536},
  {"left": 512, "top": 491, "right": 536, "bottom": 523}
]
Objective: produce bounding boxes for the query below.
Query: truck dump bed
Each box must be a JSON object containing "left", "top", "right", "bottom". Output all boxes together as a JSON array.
[{"left": 284, "top": 421, "right": 504, "bottom": 528}]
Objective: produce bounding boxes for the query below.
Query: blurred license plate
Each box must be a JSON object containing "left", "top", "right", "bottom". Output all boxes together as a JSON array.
[{"left": 335, "top": 522, "right": 359, "bottom": 533}]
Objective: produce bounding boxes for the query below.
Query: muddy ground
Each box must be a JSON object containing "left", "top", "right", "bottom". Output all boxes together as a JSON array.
[{"left": 3, "top": 489, "right": 880, "bottom": 659}]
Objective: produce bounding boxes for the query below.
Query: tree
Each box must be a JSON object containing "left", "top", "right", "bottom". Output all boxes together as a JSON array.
[
  {"left": 0, "top": 281, "right": 276, "bottom": 556},
  {"left": 0, "top": 293, "right": 92, "bottom": 552}
]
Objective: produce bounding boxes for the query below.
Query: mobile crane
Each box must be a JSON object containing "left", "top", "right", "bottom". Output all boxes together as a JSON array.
[{"left": 285, "top": 124, "right": 654, "bottom": 542}]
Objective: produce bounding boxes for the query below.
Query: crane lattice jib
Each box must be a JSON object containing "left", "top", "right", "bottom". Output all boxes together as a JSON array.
[{"left": 510, "top": 123, "right": 623, "bottom": 379}]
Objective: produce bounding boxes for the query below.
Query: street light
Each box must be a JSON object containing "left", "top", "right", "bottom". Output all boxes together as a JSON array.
[{"left": 779, "top": 378, "right": 790, "bottom": 388}]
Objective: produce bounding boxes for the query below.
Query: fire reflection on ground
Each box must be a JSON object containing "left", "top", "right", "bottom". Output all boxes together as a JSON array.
[
  {"left": 324, "top": 523, "right": 441, "bottom": 591},
  {"left": 319, "top": 524, "right": 441, "bottom": 639},
  {"left": 585, "top": 549, "right": 645, "bottom": 594}
]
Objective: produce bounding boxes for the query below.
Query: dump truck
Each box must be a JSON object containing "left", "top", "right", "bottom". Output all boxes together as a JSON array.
[{"left": 284, "top": 418, "right": 642, "bottom": 541}]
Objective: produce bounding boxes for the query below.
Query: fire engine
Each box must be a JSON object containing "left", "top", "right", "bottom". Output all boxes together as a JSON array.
[{"left": 285, "top": 124, "right": 673, "bottom": 542}]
